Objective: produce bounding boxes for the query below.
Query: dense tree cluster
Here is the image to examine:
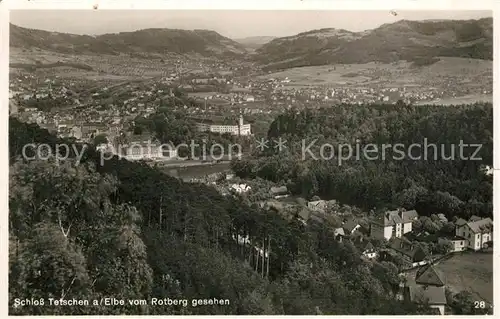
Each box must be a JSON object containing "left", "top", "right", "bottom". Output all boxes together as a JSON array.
[
  {"left": 231, "top": 103, "right": 493, "bottom": 220},
  {"left": 9, "top": 117, "right": 431, "bottom": 315}
]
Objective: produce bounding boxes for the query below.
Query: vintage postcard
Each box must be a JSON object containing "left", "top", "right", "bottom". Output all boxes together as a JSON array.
[{"left": 3, "top": 0, "right": 495, "bottom": 316}]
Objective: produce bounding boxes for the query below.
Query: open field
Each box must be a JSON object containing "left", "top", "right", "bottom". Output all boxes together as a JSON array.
[
  {"left": 258, "top": 57, "right": 492, "bottom": 89},
  {"left": 435, "top": 252, "right": 493, "bottom": 303},
  {"left": 259, "top": 63, "right": 380, "bottom": 87},
  {"left": 416, "top": 94, "right": 492, "bottom": 105},
  {"left": 10, "top": 48, "right": 193, "bottom": 79}
]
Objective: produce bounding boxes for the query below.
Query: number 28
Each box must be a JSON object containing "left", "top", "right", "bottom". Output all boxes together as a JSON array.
[{"left": 474, "top": 301, "right": 486, "bottom": 309}]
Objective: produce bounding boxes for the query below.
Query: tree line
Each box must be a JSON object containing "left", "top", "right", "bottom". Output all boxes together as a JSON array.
[{"left": 231, "top": 103, "right": 493, "bottom": 221}]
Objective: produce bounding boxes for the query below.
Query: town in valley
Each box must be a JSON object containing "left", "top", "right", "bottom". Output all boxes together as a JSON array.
[{"left": 8, "top": 10, "right": 493, "bottom": 316}]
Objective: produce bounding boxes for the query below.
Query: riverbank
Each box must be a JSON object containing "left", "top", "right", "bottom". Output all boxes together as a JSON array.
[{"left": 159, "top": 162, "right": 232, "bottom": 181}]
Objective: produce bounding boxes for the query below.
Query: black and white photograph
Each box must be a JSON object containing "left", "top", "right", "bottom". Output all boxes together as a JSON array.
[{"left": 6, "top": 5, "right": 494, "bottom": 316}]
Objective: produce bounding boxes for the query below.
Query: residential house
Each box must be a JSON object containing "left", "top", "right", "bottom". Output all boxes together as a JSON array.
[
  {"left": 70, "top": 126, "right": 82, "bottom": 140},
  {"left": 308, "top": 200, "right": 327, "bottom": 213},
  {"left": 342, "top": 218, "right": 361, "bottom": 235},
  {"left": 361, "top": 241, "right": 377, "bottom": 259},
  {"left": 230, "top": 184, "right": 251, "bottom": 194},
  {"left": 260, "top": 200, "right": 285, "bottom": 213},
  {"left": 455, "top": 217, "right": 493, "bottom": 251},
  {"left": 439, "top": 236, "right": 466, "bottom": 253},
  {"left": 404, "top": 265, "right": 447, "bottom": 315},
  {"left": 405, "top": 230, "right": 434, "bottom": 242},
  {"left": 308, "top": 199, "right": 337, "bottom": 213},
  {"left": 387, "top": 237, "right": 428, "bottom": 268},
  {"left": 480, "top": 164, "right": 493, "bottom": 176},
  {"left": 371, "top": 209, "right": 418, "bottom": 240},
  {"left": 437, "top": 214, "right": 448, "bottom": 223},
  {"left": 402, "top": 210, "right": 419, "bottom": 233},
  {"left": 270, "top": 186, "right": 289, "bottom": 199},
  {"left": 352, "top": 237, "right": 377, "bottom": 259},
  {"left": 297, "top": 207, "right": 311, "bottom": 225},
  {"left": 333, "top": 228, "right": 345, "bottom": 242}
]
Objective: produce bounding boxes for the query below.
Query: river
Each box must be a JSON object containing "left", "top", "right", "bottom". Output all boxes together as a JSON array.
[{"left": 160, "top": 162, "right": 232, "bottom": 181}]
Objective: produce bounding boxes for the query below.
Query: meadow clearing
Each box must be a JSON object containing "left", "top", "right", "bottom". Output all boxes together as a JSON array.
[
  {"left": 435, "top": 252, "right": 493, "bottom": 303},
  {"left": 416, "top": 94, "right": 492, "bottom": 105},
  {"left": 258, "top": 57, "right": 492, "bottom": 89}
]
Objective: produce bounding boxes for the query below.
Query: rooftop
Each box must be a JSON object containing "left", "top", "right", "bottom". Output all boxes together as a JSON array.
[
  {"left": 270, "top": 186, "right": 288, "bottom": 195},
  {"left": 402, "top": 210, "right": 419, "bottom": 223},
  {"left": 469, "top": 215, "right": 482, "bottom": 222},
  {"left": 342, "top": 218, "right": 359, "bottom": 233},
  {"left": 406, "top": 285, "right": 447, "bottom": 305},
  {"left": 373, "top": 209, "right": 419, "bottom": 226},
  {"left": 415, "top": 264, "right": 446, "bottom": 287},
  {"left": 362, "top": 241, "right": 375, "bottom": 252},
  {"left": 373, "top": 209, "right": 401, "bottom": 226},
  {"left": 389, "top": 237, "right": 427, "bottom": 262},
  {"left": 333, "top": 227, "right": 345, "bottom": 237},
  {"left": 467, "top": 218, "right": 493, "bottom": 234}
]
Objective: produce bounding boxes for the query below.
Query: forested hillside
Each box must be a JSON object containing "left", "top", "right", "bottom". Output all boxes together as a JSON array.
[
  {"left": 10, "top": 24, "right": 247, "bottom": 58},
  {"left": 9, "top": 117, "right": 431, "bottom": 315},
  {"left": 231, "top": 102, "right": 493, "bottom": 220},
  {"left": 256, "top": 18, "right": 493, "bottom": 70}
]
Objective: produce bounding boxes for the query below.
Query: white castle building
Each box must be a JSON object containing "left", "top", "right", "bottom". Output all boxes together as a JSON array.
[{"left": 196, "top": 114, "right": 251, "bottom": 136}]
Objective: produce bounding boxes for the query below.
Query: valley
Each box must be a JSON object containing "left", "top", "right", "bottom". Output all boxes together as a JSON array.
[{"left": 8, "top": 13, "right": 494, "bottom": 316}]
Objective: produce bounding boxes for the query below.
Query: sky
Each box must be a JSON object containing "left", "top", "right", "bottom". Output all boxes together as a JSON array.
[{"left": 10, "top": 10, "right": 492, "bottom": 39}]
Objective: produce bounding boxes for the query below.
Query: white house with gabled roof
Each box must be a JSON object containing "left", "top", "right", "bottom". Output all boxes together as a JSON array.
[{"left": 455, "top": 217, "right": 493, "bottom": 251}]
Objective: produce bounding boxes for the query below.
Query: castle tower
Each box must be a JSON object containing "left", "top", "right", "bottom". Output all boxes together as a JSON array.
[
  {"left": 239, "top": 112, "right": 244, "bottom": 127},
  {"left": 237, "top": 111, "right": 244, "bottom": 137}
]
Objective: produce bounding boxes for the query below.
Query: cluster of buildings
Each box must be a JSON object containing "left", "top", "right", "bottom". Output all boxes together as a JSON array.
[
  {"left": 368, "top": 209, "right": 492, "bottom": 277},
  {"left": 318, "top": 206, "right": 492, "bottom": 315},
  {"left": 187, "top": 91, "right": 256, "bottom": 105},
  {"left": 9, "top": 75, "right": 190, "bottom": 162},
  {"left": 240, "top": 72, "right": 491, "bottom": 108},
  {"left": 266, "top": 82, "right": 462, "bottom": 106},
  {"left": 400, "top": 264, "right": 448, "bottom": 315},
  {"left": 248, "top": 192, "right": 491, "bottom": 316},
  {"left": 370, "top": 209, "right": 493, "bottom": 253},
  {"left": 182, "top": 69, "right": 493, "bottom": 121}
]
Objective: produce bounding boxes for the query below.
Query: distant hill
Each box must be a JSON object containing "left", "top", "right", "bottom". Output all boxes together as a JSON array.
[
  {"left": 10, "top": 24, "right": 247, "bottom": 58},
  {"left": 234, "top": 36, "right": 276, "bottom": 49},
  {"left": 255, "top": 18, "right": 493, "bottom": 71}
]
